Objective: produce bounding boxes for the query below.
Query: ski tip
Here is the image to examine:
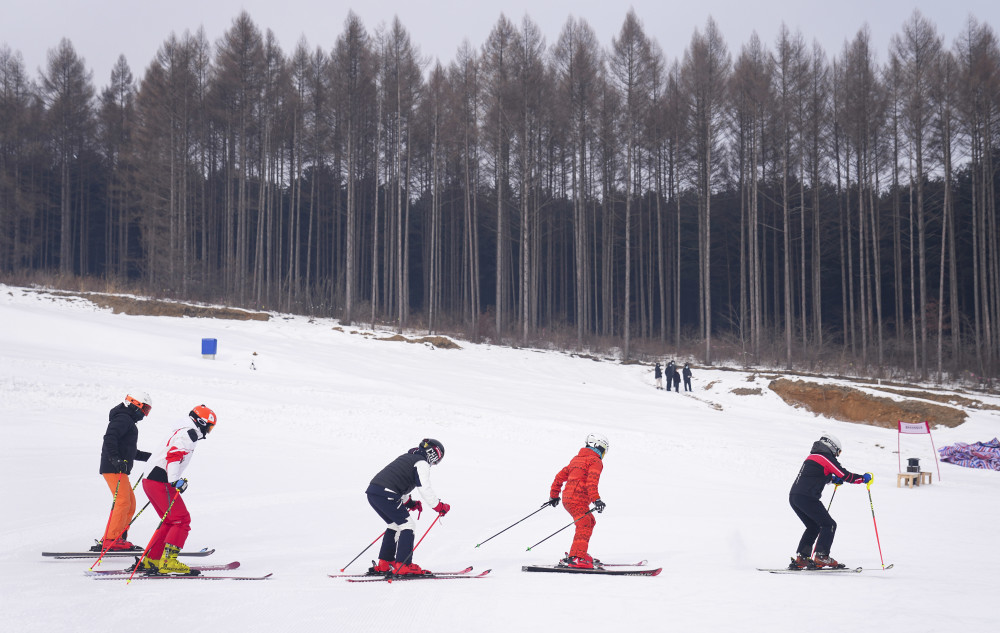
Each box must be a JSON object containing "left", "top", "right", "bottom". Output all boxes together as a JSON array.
[{"left": 649, "top": 568, "right": 662, "bottom": 576}]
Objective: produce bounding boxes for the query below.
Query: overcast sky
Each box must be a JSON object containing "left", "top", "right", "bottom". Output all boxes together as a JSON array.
[{"left": 4, "top": 0, "right": 998, "bottom": 88}]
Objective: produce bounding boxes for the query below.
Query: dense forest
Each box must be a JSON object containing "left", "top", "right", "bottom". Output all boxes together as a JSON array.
[{"left": 1, "top": 9, "right": 999, "bottom": 383}]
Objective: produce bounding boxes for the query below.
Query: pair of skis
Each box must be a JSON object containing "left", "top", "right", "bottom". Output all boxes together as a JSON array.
[
  {"left": 87, "top": 560, "right": 267, "bottom": 580},
  {"left": 42, "top": 547, "right": 215, "bottom": 559},
  {"left": 522, "top": 559, "right": 662, "bottom": 576},
  {"left": 87, "top": 560, "right": 273, "bottom": 581},
  {"left": 757, "top": 563, "right": 894, "bottom": 575},
  {"left": 329, "top": 566, "right": 492, "bottom": 582}
]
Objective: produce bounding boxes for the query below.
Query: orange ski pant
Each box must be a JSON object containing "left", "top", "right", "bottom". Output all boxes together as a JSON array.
[
  {"left": 102, "top": 473, "right": 136, "bottom": 541},
  {"left": 563, "top": 498, "right": 596, "bottom": 558}
]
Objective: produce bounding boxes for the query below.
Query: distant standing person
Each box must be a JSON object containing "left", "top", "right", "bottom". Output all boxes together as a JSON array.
[
  {"left": 366, "top": 438, "right": 450, "bottom": 576},
  {"left": 98, "top": 391, "right": 152, "bottom": 551},
  {"left": 137, "top": 405, "right": 218, "bottom": 575},
  {"left": 787, "top": 434, "right": 872, "bottom": 570},
  {"left": 654, "top": 363, "right": 663, "bottom": 390},
  {"left": 671, "top": 367, "right": 681, "bottom": 392},
  {"left": 682, "top": 363, "right": 693, "bottom": 391}
]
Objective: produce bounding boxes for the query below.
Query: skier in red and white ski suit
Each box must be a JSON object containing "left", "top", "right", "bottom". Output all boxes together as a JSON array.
[
  {"left": 139, "top": 405, "right": 216, "bottom": 574},
  {"left": 547, "top": 434, "right": 609, "bottom": 569}
]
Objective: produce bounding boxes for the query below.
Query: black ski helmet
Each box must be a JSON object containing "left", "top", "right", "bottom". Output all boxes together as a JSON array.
[{"left": 420, "top": 438, "right": 445, "bottom": 465}]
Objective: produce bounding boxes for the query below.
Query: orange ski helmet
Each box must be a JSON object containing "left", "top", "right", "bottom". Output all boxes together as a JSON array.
[{"left": 189, "top": 405, "right": 217, "bottom": 435}]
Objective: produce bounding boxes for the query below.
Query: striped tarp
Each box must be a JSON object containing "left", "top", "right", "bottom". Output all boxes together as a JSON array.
[{"left": 938, "top": 438, "right": 1000, "bottom": 471}]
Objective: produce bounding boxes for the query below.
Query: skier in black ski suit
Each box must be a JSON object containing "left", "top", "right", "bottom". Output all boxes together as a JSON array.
[
  {"left": 365, "top": 439, "right": 450, "bottom": 576},
  {"left": 788, "top": 434, "right": 872, "bottom": 569},
  {"left": 682, "top": 364, "right": 693, "bottom": 391},
  {"left": 98, "top": 391, "right": 152, "bottom": 551}
]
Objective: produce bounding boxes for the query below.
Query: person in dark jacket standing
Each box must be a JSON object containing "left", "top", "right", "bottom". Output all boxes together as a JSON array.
[
  {"left": 98, "top": 391, "right": 152, "bottom": 551},
  {"left": 671, "top": 366, "right": 681, "bottom": 392},
  {"left": 654, "top": 363, "right": 663, "bottom": 390},
  {"left": 682, "top": 363, "right": 693, "bottom": 391},
  {"left": 365, "top": 438, "right": 450, "bottom": 576},
  {"left": 788, "top": 434, "right": 872, "bottom": 569}
]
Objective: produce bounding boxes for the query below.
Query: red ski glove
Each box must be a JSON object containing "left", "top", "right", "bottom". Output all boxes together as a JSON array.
[
  {"left": 433, "top": 501, "right": 451, "bottom": 516},
  {"left": 405, "top": 499, "right": 423, "bottom": 519}
]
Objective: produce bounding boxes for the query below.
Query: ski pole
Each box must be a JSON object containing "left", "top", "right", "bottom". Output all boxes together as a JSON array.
[
  {"left": 395, "top": 513, "right": 443, "bottom": 569},
  {"left": 526, "top": 508, "right": 597, "bottom": 552},
  {"left": 809, "top": 484, "right": 840, "bottom": 558},
  {"left": 97, "top": 476, "right": 122, "bottom": 556},
  {"left": 475, "top": 504, "right": 551, "bottom": 548},
  {"left": 127, "top": 501, "right": 151, "bottom": 527},
  {"left": 866, "top": 475, "right": 887, "bottom": 569},
  {"left": 102, "top": 500, "right": 152, "bottom": 550},
  {"left": 339, "top": 531, "right": 387, "bottom": 572},
  {"left": 127, "top": 486, "right": 180, "bottom": 583},
  {"left": 413, "top": 513, "right": 441, "bottom": 552},
  {"left": 92, "top": 473, "right": 147, "bottom": 567}
]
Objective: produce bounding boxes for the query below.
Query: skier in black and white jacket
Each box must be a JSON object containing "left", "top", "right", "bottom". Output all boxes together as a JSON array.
[
  {"left": 365, "top": 439, "right": 450, "bottom": 576},
  {"left": 788, "top": 434, "right": 871, "bottom": 569}
]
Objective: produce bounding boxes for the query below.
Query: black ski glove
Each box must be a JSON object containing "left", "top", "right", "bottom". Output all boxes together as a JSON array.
[
  {"left": 545, "top": 497, "right": 560, "bottom": 508},
  {"left": 111, "top": 458, "right": 128, "bottom": 473},
  {"left": 593, "top": 499, "right": 606, "bottom": 513}
]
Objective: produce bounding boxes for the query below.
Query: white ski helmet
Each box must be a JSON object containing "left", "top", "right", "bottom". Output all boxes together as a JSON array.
[
  {"left": 818, "top": 434, "right": 842, "bottom": 456},
  {"left": 586, "top": 433, "right": 610, "bottom": 458},
  {"left": 123, "top": 390, "right": 152, "bottom": 416}
]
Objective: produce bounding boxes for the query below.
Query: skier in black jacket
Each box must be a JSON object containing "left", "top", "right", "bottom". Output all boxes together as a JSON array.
[
  {"left": 365, "top": 439, "right": 450, "bottom": 576},
  {"left": 788, "top": 434, "right": 872, "bottom": 569},
  {"left": 98, "top": 391, "right": 152, "bottom": 551}
]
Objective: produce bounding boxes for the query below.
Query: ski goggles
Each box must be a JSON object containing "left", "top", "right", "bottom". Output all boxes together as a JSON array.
[{"left": 125, "top": 396, "right": 152, "bottom": 416}]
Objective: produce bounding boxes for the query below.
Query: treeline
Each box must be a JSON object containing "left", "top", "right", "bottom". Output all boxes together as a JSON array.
[{"left": 1, "top": 10, "right": 999, "bottom": 381}]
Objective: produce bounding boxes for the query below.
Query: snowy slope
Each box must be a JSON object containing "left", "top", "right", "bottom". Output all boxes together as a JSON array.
[{"left": 1, "top": 284, "right": 998, "bottom": 633}]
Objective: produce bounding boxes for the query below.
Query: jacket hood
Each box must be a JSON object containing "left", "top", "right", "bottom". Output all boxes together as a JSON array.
[
  {"left": 109, "top": 402, "right": 143, "bottom": 423},
  {"left": 810, "top": 440, "right": 835, "bottom": 458}
]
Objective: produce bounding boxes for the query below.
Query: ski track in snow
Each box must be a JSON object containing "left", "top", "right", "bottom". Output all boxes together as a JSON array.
[{"left": 2, "top": 284, "right": 999, "bottom": 632}]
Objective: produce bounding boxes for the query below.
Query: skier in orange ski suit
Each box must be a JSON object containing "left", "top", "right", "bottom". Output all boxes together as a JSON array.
[{"left": 548, "top": 434, "right": 608, "bottom": 567}]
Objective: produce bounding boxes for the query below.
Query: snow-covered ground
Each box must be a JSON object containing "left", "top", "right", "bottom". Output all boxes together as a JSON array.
[{"left": 2, "top": 284, "right": 998, "bottom": 633}]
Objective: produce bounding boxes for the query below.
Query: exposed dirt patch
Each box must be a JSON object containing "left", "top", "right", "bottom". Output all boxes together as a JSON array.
[
  {"left": 769, "top": 378, "right": 967, "bottom": 429},
  {"left": 42, "top": 290, "right": 270, "bottom": 321},
  {"left": 872, "top": 387, "right": 1000, "bottom": 411},
  {"left": 731, "top": 387, "right": 762, "bottom": 396},
  {"left": 377, "top": 334, "right": 462, "bottom": 350},
  {"left": 703, "top": 380, "right": 719, "bottom": 391}
]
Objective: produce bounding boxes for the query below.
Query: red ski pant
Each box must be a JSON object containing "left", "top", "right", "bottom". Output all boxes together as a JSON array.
[
  {"left": 102, "top": 473, "right": 135, "bottom": 541},
  {"left": 142, "top": 480, "right": 191, "bottom": 560},
  {"left": 563, "top": 498, "right": 596, "bottom": 558}
]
